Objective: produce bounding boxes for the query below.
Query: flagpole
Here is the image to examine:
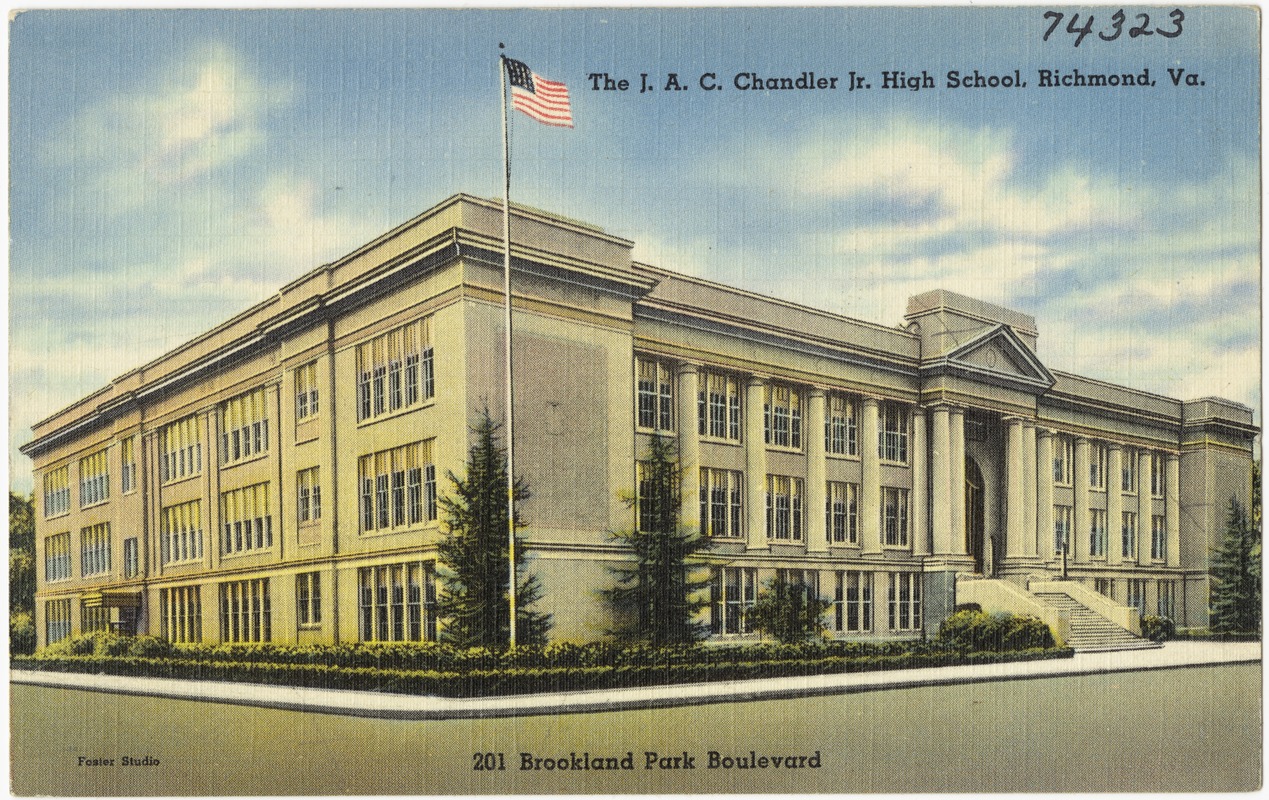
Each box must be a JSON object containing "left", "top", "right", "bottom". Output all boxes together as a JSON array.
[{"left": 499, "top": 50, "right": 519, "bottom": 649}]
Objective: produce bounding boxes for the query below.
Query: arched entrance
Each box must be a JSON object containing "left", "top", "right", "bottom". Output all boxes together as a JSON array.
[{"left": 965, "top": 457, "right": 987, "bottom": 574}]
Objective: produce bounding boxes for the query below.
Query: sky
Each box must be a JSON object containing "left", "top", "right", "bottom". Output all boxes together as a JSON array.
[{"left": 8, "top": 7, "right": 1261, "bottom": 493}]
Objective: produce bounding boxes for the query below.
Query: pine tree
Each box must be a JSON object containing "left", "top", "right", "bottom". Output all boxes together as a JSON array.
[
  {"left": 746, "top": 576, "right": 831, "bottom": 643},
  {"left": 1209, "top": 495, "right": 1261, "bottom": 634},
  {"left": 605, "top": 435, "right": 713, "bottom": 645},
  {"left": 435, "top": 410, "right": 550, "bottom": 648}
]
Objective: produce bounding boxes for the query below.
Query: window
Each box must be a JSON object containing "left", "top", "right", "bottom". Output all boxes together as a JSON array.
[
  {"left": 698, "top": 371, "right": 741, "bottom": 441},
  {"left": 1089, "top": 444, "right": 1107, "bottom": 490},
  {"left": 297, "top": 572, "right": 322, "bottom": 627},
  {"left": 882, "top": 487, "right": 910, "bottom": 547},
  {"left": 1053, "top": 505, "right": 1072, "bottom": 555},
  {"left": 834, "top": 571, "right": 873, "bottom": 633},
  {"left": 45, "top": 599, "right": 71, "bottom": 645},
  {"left": 1158, "top": 580, "right": 1177, "bottom": 619},
  {"left": 888, "top": 572, "right": 922, "bottom": 631},
  {"left": 297, "top": 467, "right": 322, "bottom": 525},
  {"left": 1121, "top": 448, "right": 1137, "bottom": 493},
  {"left": 161, "top": 500, "right": 204, "bottom": 565},
  {"left": 1149, "top": 452, "right": 1165, "bottom": 497},
  {"left": 1053, "top": 437, "right": 1073, "bottom": 485},
  {"left": 711, "top": 566, "right": 757, "bottom": 635},
  {"left": 123, "top": 538, "right": 139, "bottom": 578},
  {"left": 766, "top": 475, "right": 803, "bottom": 541},
  {"left": 358, "top": 562, "right": 436, "bottom": 642},
  {"left": 699, "top": 468, "right": 743, "bottom": 538},
  {"left": 1094, "top": 577, "right": 1112, "bottom": 597},
  {"left": 1088, "top": 509, "right": 1108, "bottom": 557},
  {"left": 44, "top": 532, "right": 71, "bottom": 582},
  {"left": 159, "top": 416, "right": 202, "bottom": 484},
  {"left": 1126, "top": 579, "right": 1146, "bottom": 615},
  {"left": 295, "top": 361, "right": 320, "bottom": 420},
  {"left": 220, "top": 483, "right": 273, "bottom": 555},
  {"left": 121, "top": 437, "right": 137, "bottom": 494},
  {"left": 79, "top": 449, "right": 109, "bottom": 508},
  {"left": 1121, "top": 512, "right": 1138, "bottom": 559},
  {"left": 159, "top": 587, "right": 202, "bottom": 643},
  {"left": 1151, "top": 514, "right": 1167, "bottom": 561},
  {"left": 42, "top": 466, "right": 70, "bottom": 518},
  {"left": 221, "top": 388, "right": 269, "bottom": 464},
  {"left": 80, "top": 523, "right": 111, "bottom": 577},
  {"left": 763, "top": 384, "right": 802, "bottom": 449},
  {"left": 636, "top": 460, "right": 677, "bottom": 532},
  {"left": 359, "top": 441, "right": 436, "bottom": 533},
  {"left": 879, "top": 403, "right": 908, "bottom": 463},
  {"left": 357, "top": 318, "right": 434, "bottom": 421},
  {"left": 636, "top": 357, "right": 674, "bottom": 432},
  {"left": 82, "top": 606, "right": 111, "bottom": 634},
  {"left": 825, "top": 393, "right": 858, "bottom": 456},
  {"left": 827, "top": 482, "right": 859, "bottom": 544},
  {"left": 220, "top": 579, "right": 271, "bottom": 643}
]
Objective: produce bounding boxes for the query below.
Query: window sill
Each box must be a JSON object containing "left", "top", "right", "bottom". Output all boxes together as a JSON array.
[
  {"left": 221, "top": 451, "right": 269, "bottom": 470},
  {"left": 160, "top": 473, "right": 203, "bottom": 489},
  {"left": 79, "top": 500, "right": 110, "bottom": 511},
  {"left": 698, "top": 435, "right": 742, "bottom": 446},
  {"left": 826, "top": 452, "right": 860, "bottom": 461},
  {"left": 356, "top": 398, "right": 437, "bottom": 428},
  {"left": 220, "top": 549, "right": 273, "bottom": 559},
  {"left": 879, "top": 459, "right": 909, "bottom": 467},
  {"left": 636, "top": 426, "right": 676, "bottom": 436}
]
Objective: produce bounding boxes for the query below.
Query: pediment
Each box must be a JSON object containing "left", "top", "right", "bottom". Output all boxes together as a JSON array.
[{"left": 927, "top": 324, "right": 1055, "bottom": 391}]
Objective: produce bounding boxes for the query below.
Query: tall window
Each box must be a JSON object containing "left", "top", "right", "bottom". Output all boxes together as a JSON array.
[
  {"left": 1121, "top": 448, "right": 1137, "bottom": 493},
  {"left": 42, "top": 466, "right": 70, "bottom": 518},
  {"left": 79, "top": 449, "right": 109, "bottom": 508},
  {"left": 80, "top": 523, "right": 111, "bottom": 577},
  {"left": 121, "top": 437, "right": 137, "bottom": 494},
  {"left": 159, "top": 587, "right": 202, "bottom": 643},
  {"left": 888, "top": 572, "right": 922, "bottom": 631},
  {"left": 45, "top": 599, "right": 71, "bottom": 645},
  {"left": 1053, "top": 437, "right": 1073, "bottom": 485},
  {"left": 358, "top": 562, "right": 437, "bottom": 642},
  {"left": 699, "top": 468, "right": 743, "bottom": 538},
  {"left": 764, "top": 384, "right": 802, "bottom": 449},
  {"left": 1053, "top": 505, "right": 1072, "bottom": 554},
  {"left": 1121, "top": 511, "right": 1138, "bottom": 559},
  {"left": 357, "top": 318, "right": 434, "bottom": 421},
  {"left": 123, "top": 538, "right": 139, "bottom": 578},
  {"left": 295, "top": 361, "right": 320, "bottom": 420},
  {"left": 159, "top": 415, "right": 202, "bottom": 484},
  {"left": 827, "top": 481, "right": 858, "bottom": 544},
  {"left": 221, "top": 388, "right": 269, "bottom": 464},
  {"left": 698, "top": 371, "right": 741, "bottom": 441},
  {"left": 220, "top": 579, "right": 271, "bottom": 643},
  {"left": 359, "top": 441, "right": 436, "bottom": 533},
  {"left": 1151, "top": 514, "right": 1167, "bottom": 561},
  {"left": 636, "top": 357, "right": 674, "bottom": 432},
  {"left": 1094, "top": 577, "right": 1113, "bottom": 597},
  {"left": 881, "top": 487, "right": 910, "bottom": 547},
  {"left": 1089, "top": 509, "right": 1108, "bottom": 557},
  {"left": 879, "top": 403, "right": 908, "bottom": 463},
  {"left": 710, "top": 566, "right": 757, "bottom": 635},
  {"left": 221, "top": 483, "right": 273, "bottom": 555},
  {"left": 44, "top": 532, "right": 71, "bottom": 582},
  {"left": 1158, "top": 580, "right": 1176, "bottom": 619},
  {"left": 834, "top": 571, "right": 873, "bottom": 633},
  {"left": 161, "top": 500, "right": 204, "bottom": 565},
  {"left": 1149, "top": 452, "right": 1165, "bottom": 497},
  {"left": 82, "top": 607, "right": 111, "bottom": 634},
  {"left": 1089, "top": 444, "right": 1107, "bottom": 490},
  {"left": 297, "top": 572, "right": 322, "bottom": 627},
  {"left": 1125, "top": 579, "right": 1146, "bottom": 615},
  {"left": 825, "top": 393, "right": 858, "bottom": 456},
  {"left": 766, "top": 475, "right": 804, "bottom": 541},
  {"left": 297, "top": 467, "right": 322, "bottom": 525}
]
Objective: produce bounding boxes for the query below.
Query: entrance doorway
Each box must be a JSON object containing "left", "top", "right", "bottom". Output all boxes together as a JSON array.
[{"left": 966, "top": 457, "right": 986, "bottom": 574}]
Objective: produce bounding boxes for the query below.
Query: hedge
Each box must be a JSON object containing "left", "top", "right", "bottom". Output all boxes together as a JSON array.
[{"left": 935, "top": 610, "right": 1056, "bottom": 651}]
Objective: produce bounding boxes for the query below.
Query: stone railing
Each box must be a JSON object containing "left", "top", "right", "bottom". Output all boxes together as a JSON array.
[{"left": 957, "top": 578, "right": 1072, "bottom": 647}]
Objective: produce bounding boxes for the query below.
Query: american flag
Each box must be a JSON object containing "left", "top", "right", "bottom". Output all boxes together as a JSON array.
[{"left": 505, "top": 58, "right": 573, "bottom": 128}]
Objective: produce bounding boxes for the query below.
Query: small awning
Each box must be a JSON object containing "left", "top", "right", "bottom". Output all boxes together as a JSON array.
[{"left": 80, "top": 590, "right": 142, "bottom": 609}]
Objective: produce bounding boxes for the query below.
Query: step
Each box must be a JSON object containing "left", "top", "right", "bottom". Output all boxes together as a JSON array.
[{"left": 1031, "top": 591, "right": 1161, "bottom": 653}]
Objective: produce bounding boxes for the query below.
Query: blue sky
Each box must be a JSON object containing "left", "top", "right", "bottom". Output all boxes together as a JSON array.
[{"left": 9, "top": 8, "right": 1260, "bottom": 491}]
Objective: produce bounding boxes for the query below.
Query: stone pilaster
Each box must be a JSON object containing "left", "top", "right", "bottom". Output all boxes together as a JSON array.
[
  {"left": 860, "top": 398, "right": 882, "bottom": 555},
  {"left": 1165, "top": 453, "right": 1180, "bottom": 568},
  {"left": 911, "top": 408, "right": 929, "bottom": 556},
  {"left": 1036, "top": 429, "right": 1055, "bottom": 562},
  {"left": 1137, "top": 449, "right": 1153, "bottom": 567},
  {"left": 1004, "top": 416, "right": 1025, "bottom": 557},
  {"left": 1107, "top": 444, "right": 1123, "bottom": 565},
  {"left": 745, "top": 377, "right": 768, "bottom": 551},
  {"left": 930, "top": 405, "right": 952, "bottom": 555},
  {"left": 1022, "top": 421, "right": 1037, "bottom": 557},
  {"left": 675, "top": 363, "right": 700, "bottom": 534},
  {"left": 806, "top": 388, "right": 828, "bottom": 554},
  {"left": 1073, "top": 437, "right": 1089, "bottom": 563},
  {"left": 950, "top": 407, "right": 966, "bottom": 556}
]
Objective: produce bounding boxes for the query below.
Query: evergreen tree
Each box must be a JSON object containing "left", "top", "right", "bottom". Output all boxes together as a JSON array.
[
  {"left": 1209, "top": 495, "right": 1261, "bottom": 634},
  {"left": 10, "top": 492, "right": 36, "bottom": 655},
  {"left": 747, "top": 576, "right": 831, "bottom": 644},
  {"left": 435, "top": 410, "right": 551, "bottom": 648},
  {"left": 605, "top": 435, "right": 713, "bottom": 645}
]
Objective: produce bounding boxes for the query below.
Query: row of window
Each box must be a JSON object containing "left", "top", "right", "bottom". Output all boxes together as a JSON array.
[
  {"left": 358, "top": 442, "right": 438, "bottom": 534},
  {"left": 357, "top": 318, "right": 435, "bottom": 422},
  {"left": 1053, "top": 507, "right": 1168, "bottom": 561},
  {"left": 708, "top": 568, "right": 922, "bottom": 635},
  {"left": 1052, "top": 439, "right": 1169, "bottom": 496}
]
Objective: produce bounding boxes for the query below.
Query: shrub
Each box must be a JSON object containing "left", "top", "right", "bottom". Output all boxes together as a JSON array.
[
  {"left": 953, "top": 602, "right": 983, "bottom": 613},
  {"left": 9, "top": 611, "right": 35, "bottom": 656},
  {"left": 746, "top": 578, "right": 831, "bottom": 643},
  {"left": 936, "top": 610, "right": 1055, "bottom": 651},
  {"left": 1139, "top": 615, "right": 1176, "bottom": 642}
]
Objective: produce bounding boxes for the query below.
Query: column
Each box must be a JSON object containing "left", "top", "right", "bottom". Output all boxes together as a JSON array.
[
  {"left": 1137, "top": 449, "right": 1153, "bottom": 567},
  {"left": 1073, "top": 438, "right": 1090, "bottom": 564},
  {"left": 745, "top": 377, "right": 768, "bottom": 551},
  {"left": 911, "top": 408, "right": 929, "bottom": 556},
  {"left": 1036, "top": 429, "right": 1055, "bottom": 562},
  {"left": 1023, "top": 421, "right": 1037, "bottom": 557},
  {"left": 676, "top": 364, "right": 701, "bottom": 533},
  {"left": 806, "top": 389, "right": 828, "bottom": 554},
  {"left": 1004, "top": 417, "right": 1025, "bottom": 557},
  {"left": 1165, "top": 454, "right": 1180, "bottom": 568},
  {"left": 949, "top": 407, "right": 966, "bottom": 555},
  {"left": 931, "top": 406, "right": 952, "bottom": 555},
  {"left": 1107, "top": 445, "right": 1123, "bottom": 566},
  {"left": 860, "top": 398, "right": 882, "bottom": 554}
]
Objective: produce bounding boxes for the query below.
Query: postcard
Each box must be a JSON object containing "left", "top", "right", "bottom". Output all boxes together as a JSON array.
[{"left": 8, "top": 6, "right": 1261, "bottom": 795}]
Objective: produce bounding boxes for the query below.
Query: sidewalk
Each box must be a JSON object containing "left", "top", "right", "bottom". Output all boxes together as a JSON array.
[{"left": 11, "top": 640, "right": 1259, "bottom": 721}]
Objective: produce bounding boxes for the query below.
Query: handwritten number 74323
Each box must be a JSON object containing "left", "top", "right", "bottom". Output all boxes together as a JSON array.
[{"left": 1043, "top": 9, "right": 1184, "bottom": 46}]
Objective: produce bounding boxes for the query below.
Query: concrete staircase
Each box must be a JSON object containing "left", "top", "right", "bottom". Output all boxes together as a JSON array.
[{"left": 1032, "top": 591, "right": 1161, "bottom": 653}]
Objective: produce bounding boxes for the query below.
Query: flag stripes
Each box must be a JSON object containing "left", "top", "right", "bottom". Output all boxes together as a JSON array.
[{"left": 505, "top": 58, "right": 574, "bottom": 128}]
